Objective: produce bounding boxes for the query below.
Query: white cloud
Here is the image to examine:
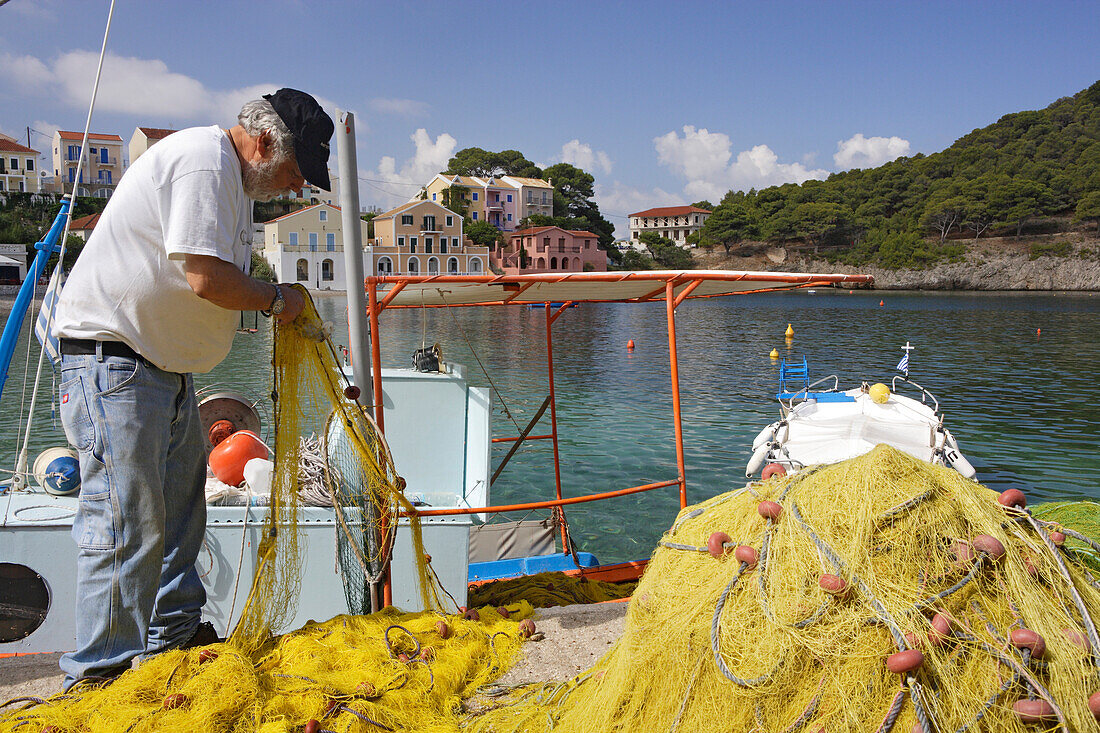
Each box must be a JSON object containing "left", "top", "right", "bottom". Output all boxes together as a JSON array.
[
  {"left": 368, "top": 98, "right": 430, "bottom": 117},
  {"left": 0, "top": 49, "right": 338, "bottom": 125},
  {"left": 654, "top": 125, "right": 828, "bottom": 202},
  {"left": 558, "top": 139, "right": 612, "bottom": 175},
  {"left": 833, "top": 133, "right": 910, "bottom": 170},
  {"left": 0, "top": 52, "right": 53, "bottom": 89},
  {"left": 361, "top": 128, "right": 457, "bottom": 209}
]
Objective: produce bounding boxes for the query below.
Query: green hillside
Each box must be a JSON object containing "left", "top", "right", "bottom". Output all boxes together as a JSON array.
[{"left": 693, "top": 80, "right": 1100, "bottom": 269}]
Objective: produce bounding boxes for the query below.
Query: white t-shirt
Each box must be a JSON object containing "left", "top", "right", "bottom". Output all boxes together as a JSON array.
[{"left": 53, "top": 125, "right": 254, "bottom": 374}]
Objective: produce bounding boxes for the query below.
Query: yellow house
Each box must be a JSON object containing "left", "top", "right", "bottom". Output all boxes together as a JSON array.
[
  {"left": 52, "top": 131, "right": 125, "bottom": 198},
  {"left": 370, "top": 200, "right": 487, "bottom": 275},
  {"left": 423, "top": 174, "right": 488, "bottom": 224},
  {"left": 0, "top": 136, "right": 42, "bottom": 193}
]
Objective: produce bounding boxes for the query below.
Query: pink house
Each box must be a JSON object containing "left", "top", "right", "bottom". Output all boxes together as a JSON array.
[{"left": 491, "top": 226, "right": 607, "bottom": 275}]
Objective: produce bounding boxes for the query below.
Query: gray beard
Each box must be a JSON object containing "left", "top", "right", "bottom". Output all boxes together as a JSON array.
[{"left": 242, "top": 155, "right": 288, "bottom": 202}]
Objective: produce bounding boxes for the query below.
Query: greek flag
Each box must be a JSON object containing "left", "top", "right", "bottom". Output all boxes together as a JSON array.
[
  {"left": 896, "top": 353, "right": 909, "bottom": 376},
  {"left": 34, "top": 268, "right": 66, "bottom": 365}
]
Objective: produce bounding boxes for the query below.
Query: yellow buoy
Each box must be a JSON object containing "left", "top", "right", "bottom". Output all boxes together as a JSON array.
[
  {"left": 785, "top": 323, "right": 794, "bottom": 338},
  {"left": 869, "top": 383, "right": 891, "bottom": 404},
  {"left": 769, "top": 348, "right": 779, "bottom": 359}
]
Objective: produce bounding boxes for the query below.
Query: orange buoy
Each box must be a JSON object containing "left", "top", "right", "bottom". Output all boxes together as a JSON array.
[
  {"left": 972, "top": 534, "right": 1006, "bottom": 560},
  {"left": 1037, "top": 328, "right": 1041, "bottom": 336},
  {"left": 1010, "top": 628, "right": 1047, "bottom": 658},
  {"left": 761, "top": 463, "right": 787, "bottom": 481},
  {"left": 997, "top": 489, "right": 1027, "bottom": 509},
  {"left": 1063, "top": 628, "right": 1090, "bottom": 652},
  {"left": 497, "top": 606, "right": 511, "bottom": 619},
  {"left": 463, "top": 608, "right": 480, "bottom": 622},
  {"left": 162, "top": 693, "right": 188, "bottom": 710},
  {"left": 952, "top": 541, "right": 975, "bottom": 568},
  {"left": 734, "top": 545, "right": 759, "bottom": 568},
  {"left": 886, "top": 649, "right": 924, "bottom": 674},
  {"left": 627, "top": 339, "right": 635, "bottom": 350},
  {"left": 707, "top": 531, "right": 732, "bottom": 558},
  {"left": 207, "top": 430, "right": 268, "bottom": 487},
  {"left": 1088, "top": 690, "right": 1100, "bottom": 719},
  {"left": 436, "top": 620, "right": 451, "bottom": 639},
  {"left": 757, "top": 500, "right": 783, "bottom": 521},
  {"left": 930, "top": 612, "right": 953, "bottom": 646},
  {"left": 818, "top": 574, "right": 848, "bottom": 597},
  {"left": 518, "top": 619, "right": 536, "bottom": 638},
  {"left": 1013, "top": 699, "right": 1056, "bottom": 724},
  {"left": 1050, "top": 530, "right": 1067, "bottom": 546},
  {"left": 879, "top": 300, "right": 884, "bottom": 306}
]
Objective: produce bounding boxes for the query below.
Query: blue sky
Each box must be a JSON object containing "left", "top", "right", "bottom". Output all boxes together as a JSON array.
[{"left": 1, "top": 0, "right": 1097, "bottom": 235}]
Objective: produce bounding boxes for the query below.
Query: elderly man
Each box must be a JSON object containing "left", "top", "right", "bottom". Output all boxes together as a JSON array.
[{"left": 51, "top": 88, "right": 333, "bottom": 689}]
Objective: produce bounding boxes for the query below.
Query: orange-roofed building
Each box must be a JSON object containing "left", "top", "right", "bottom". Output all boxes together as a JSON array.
[
  {"left": 629, "top": 205, "right": 711, "bottom": 247},
  {"left": 0, "top": 137, "right": 42, "bottom": 194},
  {"left": 492, "top": 226, "right": 607, "bottom": 275},
  {"left": 68, "top": 213, "right": 102, "bottom": 241},
  {"left": 52, "top": 131, "right": 125, "bottom": 198},
  {"left": 128, "top": 127, "right": 178, "bottom": 164}
]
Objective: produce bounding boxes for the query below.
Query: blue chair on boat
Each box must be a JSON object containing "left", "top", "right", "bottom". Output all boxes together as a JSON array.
[
  {"left": 776, "top": 357, "right": 854, "bottom": 402},
  {"left": 778, "top": 357, "right": 810, "bottom": 396}
]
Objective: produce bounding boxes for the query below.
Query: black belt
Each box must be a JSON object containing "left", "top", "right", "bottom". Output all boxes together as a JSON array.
[{"left": 59, "top": 339, "right": 142, "bottom": 360}]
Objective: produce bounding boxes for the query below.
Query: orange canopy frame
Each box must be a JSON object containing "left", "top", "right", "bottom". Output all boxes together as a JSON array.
[{"left": 360, "top": 269, "right": 873, "bottom": 604}]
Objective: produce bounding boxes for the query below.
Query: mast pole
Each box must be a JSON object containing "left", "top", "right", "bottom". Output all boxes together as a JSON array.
[
  {"left": 335, "top": 110, "right": 371, "bottom": 404},
  {"left": 336, "top": 111, "right": 390, "bottom": 612}
]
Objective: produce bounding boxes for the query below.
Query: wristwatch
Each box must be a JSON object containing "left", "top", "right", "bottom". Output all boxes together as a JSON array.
[{"left": 262, "top": 284, "right": 285, "bottom": 317}]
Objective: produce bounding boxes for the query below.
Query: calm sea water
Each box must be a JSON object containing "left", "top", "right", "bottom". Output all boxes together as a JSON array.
[{"left": 2, "top": 289, "right": 1098, "bottom": 564}]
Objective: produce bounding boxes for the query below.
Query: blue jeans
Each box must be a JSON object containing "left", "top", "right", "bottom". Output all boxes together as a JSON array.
[{"left": 57, "top": 350, "right": 207, "bottom": 688}]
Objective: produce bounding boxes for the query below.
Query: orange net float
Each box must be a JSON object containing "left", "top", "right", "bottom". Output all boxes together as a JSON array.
[
  {"left": 207, "top": 429, "right": 269, "bottom": 486},
  {"left": 761, "top": 463, "right": 786, "bottom": 481}
]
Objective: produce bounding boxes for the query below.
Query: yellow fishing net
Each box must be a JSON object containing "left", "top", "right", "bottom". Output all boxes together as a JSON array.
[
  {"left": 0, "top": 289, "right": 540, "bottom": 732},
  {"left": 0, "top": 606, "right": 533, "bottom": 732},
  {"left": 469, "top": 446, "right": 1100, "bottom": 732},
  {"left": 234, "top": 286, "right": 445, "bottom": 653},
  {"left": 468, "top": 571, "right": 636, "bottom": 609}
]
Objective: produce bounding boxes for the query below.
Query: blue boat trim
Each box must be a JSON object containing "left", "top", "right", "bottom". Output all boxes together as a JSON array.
[
  {"left": 775, "top": 392, "right": 856, "bottom": 402},
  {"left": 468, "top": 552, "right": 600, "bottom": 582}
]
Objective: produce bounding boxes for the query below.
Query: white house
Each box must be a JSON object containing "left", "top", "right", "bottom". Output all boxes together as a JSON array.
[{"left": 262, "top": 203, "right": 369, "bottom": 291}]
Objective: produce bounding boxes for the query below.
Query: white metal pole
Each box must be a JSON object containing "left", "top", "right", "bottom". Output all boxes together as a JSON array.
[{"left": 335, "top": 110, "right": 371, "bottom": 403}]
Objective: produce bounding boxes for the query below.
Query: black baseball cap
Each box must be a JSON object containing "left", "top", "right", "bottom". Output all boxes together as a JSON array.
[{"left": 263, "top": 88, "right": 334, "bottom": 191}]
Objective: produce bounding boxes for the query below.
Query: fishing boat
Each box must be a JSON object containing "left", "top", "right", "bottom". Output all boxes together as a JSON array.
[{"left": 744, "top": 353, "right": 977, "bottom": 480}]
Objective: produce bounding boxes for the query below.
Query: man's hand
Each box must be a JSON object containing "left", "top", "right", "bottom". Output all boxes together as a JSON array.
[{"left": 276, "top": 284, "right": 305, "bottom": 324}]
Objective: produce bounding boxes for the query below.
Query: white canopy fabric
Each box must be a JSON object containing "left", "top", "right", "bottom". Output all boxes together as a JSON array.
[{"left": 374, "top": 270, "right": 872, "bottom": 308}]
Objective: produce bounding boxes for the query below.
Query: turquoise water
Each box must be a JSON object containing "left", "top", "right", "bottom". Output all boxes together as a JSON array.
[{"left": 2, "top": 290, "right": 1098, "bottom": 564}]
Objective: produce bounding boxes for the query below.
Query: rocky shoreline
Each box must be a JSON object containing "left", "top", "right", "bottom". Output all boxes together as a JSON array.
[{"left": 700, "top": 231, "right": 1100, "bottom": 291}]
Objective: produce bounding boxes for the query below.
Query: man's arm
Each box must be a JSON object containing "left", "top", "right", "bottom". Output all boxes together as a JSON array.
[{"left": 182, "top": 254, "right": 305, "bottom": 324}]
